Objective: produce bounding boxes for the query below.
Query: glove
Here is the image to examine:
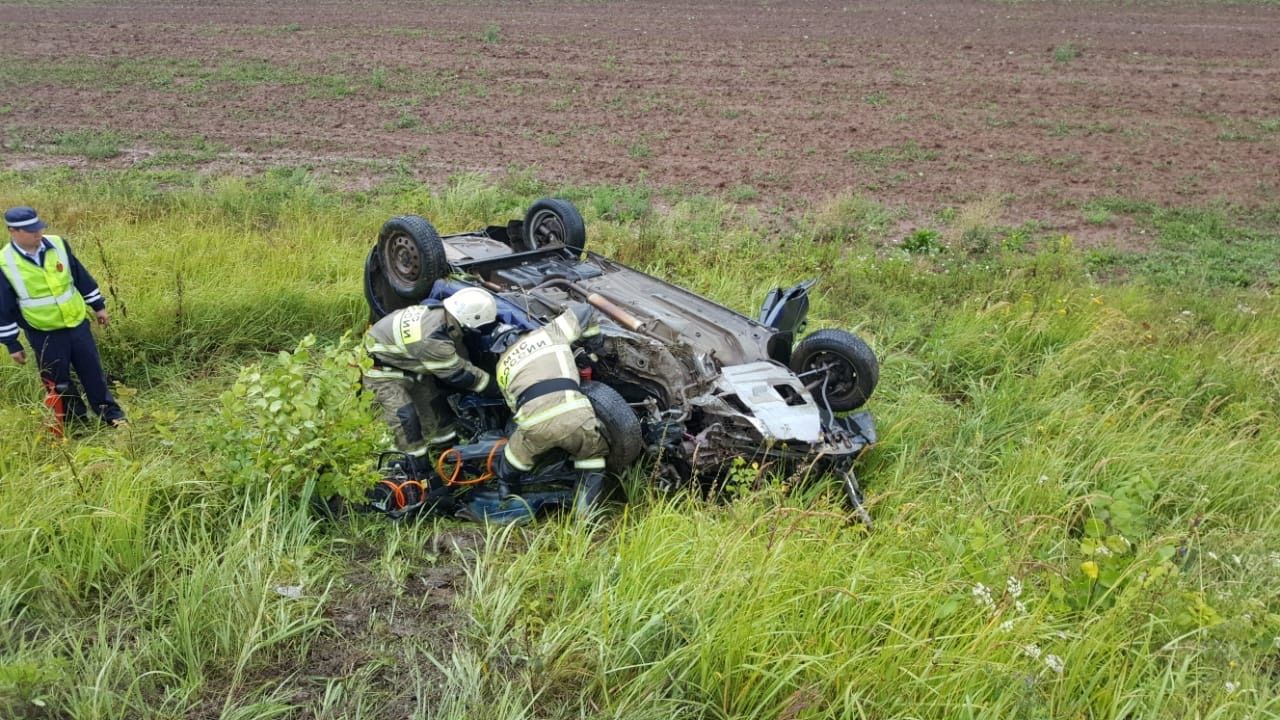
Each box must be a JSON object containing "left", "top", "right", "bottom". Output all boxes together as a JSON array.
[
  {"left": 580, "top": 332, "right": 605, "bottom": 355},
  {"left": 566, "top": 302, "right": 596, "bottom": 332}
]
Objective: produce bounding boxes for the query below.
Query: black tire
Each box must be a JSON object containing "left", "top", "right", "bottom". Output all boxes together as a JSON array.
[
  {"left": 378, "top": 215, "right": 449, "bottom": 300},
  {"left": 363, "top": 246, "right": 414, "bottom": 323},
  {"left": 522, "top": 198, "right": 587, "bottom": 254},
  {"left": 790, "top": 329, "right": 879, "bottom": 411},
  {"left": 580, "top": 381, "right": 642, "bottom": 474}
]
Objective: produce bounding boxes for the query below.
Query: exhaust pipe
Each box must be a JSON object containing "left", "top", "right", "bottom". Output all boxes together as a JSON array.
[{"left": 534, "top": 278, "right": 645, "bottom": 332}]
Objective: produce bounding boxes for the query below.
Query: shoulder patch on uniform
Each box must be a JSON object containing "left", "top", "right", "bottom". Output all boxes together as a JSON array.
[{"left": 398, "top": 306, "right": 430, "bottom": 345}]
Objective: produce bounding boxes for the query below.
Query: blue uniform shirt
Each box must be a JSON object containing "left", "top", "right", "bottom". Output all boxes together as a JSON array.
[{"left": 0, "top": 236, "right": 107, "bottom": 353}]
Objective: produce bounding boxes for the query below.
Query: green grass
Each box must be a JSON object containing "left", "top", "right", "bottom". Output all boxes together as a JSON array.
[
  {"left": 627, "top": 141, "right": 653, "bottom": 159},
  {"left": 1083, "top": 206, "right": 1115, "bottom": 225},
  {"left": 845, "top": 141, "right": 940, "bottom": 167},
  {"left": 0, "top": 56, "right": 361, "bottom": 100},
  {"left": 1084, "top": 198, "right": 1280, "bottom": 287},
  {"left": 50, "top": 130, "right": 125, "bottom": 160},
  {"left": 726, "top": 183, "right": 760, "bottom": 203},
  {"left": 0, "top": 168, "right": 1277, "bottom": 718},
  {"left": 386, "top": 109, "right": 422, "bottom": 130}
]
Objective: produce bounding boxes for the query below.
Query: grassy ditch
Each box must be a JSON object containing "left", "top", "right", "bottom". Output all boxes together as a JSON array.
[{"left": 0, "top": 169, "right": 1277, "bottom": 718}]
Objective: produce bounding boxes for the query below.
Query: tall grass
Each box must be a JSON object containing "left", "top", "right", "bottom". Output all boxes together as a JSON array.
[
  {"left": 0, "top": 376, "right": 331, "bottom": 717},
  {"left": 439, "top": 191, "right": 1279, "bottom": 719},
  {"left": 0, "top": 168, "right": 1276, "bottom": 717}
]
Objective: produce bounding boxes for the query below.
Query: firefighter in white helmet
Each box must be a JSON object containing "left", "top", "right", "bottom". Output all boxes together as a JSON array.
[
  {"left": 362, "top": 287, "right": 497, "bottom": 464},
  {"left": 487, "top": 302, "right": 610, "bottom": 506}
]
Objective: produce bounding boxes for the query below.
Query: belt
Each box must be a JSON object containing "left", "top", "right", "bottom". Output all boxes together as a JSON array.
[{"left": 516, "top": 377, "right": 581, "bottom": 407}]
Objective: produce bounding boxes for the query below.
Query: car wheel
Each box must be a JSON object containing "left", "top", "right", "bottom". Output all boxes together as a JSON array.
[
  {"left": 580, "top": 381, "right": 642, "bottom": 474},
  {"left": 790, "top": 329, "right": 879, "bottom": 411},
  {"left": 363, "top": 246, "right": 414, "bottom": 323},
  {"left": 378, "top": 215, "right": 449, "bottom": 300},
  {"left": 522, "top": 198, "right": 587, "bottom": 254}
]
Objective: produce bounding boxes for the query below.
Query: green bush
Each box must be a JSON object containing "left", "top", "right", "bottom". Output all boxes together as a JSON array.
[{"left": 215, "top": 333, "right": 383, "bottom": 500}]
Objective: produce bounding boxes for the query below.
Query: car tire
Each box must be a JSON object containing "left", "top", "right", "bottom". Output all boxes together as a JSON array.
[
  {"left": 378, "top": 215, "right": 449, "bottom": 300},
  {"left": 522, "top": 198, "right": 587, "bottom": 254},
  {"left": 580, "top": 381, "right": 642, "bottom": 474},
  {"left": 790, "top": 329, "right": 879, "bottom": 411},
  {"left": 363, "top": 246, "right": 411, "bottom": 323}
]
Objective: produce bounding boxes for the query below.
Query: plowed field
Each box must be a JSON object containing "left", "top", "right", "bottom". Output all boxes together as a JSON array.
[{"left": 2, "top": 0, "right": 1278, "bottom": 244}]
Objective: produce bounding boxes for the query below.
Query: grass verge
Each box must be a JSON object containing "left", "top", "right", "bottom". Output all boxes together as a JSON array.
[{"left": 0, "top": 168, "right": 1276, "bottom": 718}]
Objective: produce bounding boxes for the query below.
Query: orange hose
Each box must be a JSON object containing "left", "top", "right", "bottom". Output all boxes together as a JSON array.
[
  {"left": 484, "top": 439, "right": 507, "bottom": 476},
  {"left": 435, "top": 447, "right": 465, "bottom": 486},
  {"left": 434, "top": 439, "right": 508, "bottom": 487},
  {"left": 380, "top": 478, "right": 427, "bottom": 509},
  {"left": 402, "top": 479, "right": 425, "bottom": 504},
  {"left": 379, "top": 479, "right": 406, "bottom": 509}
]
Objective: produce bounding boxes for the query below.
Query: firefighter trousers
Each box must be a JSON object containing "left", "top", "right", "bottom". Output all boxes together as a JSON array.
[
  {"left": 362, "top": 372, "right": 457, "bottom": 456},
  {"left": 504, "top": 401, "right": 609, "bottom": 472}
]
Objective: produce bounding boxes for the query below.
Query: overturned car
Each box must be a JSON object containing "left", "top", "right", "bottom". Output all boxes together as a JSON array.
[{"left": 363, "top": 198, "right": 879, "bottom": 522}]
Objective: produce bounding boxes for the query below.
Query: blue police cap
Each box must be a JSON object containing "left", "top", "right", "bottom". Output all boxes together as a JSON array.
[{"left": 4, "top": 206, "right": 46, "bottom": 232}]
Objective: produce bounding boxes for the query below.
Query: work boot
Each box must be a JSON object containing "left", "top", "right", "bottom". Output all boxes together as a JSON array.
[
  {"left": 401, "top": 453, "right": 434, "bottom": 479},
  {"left": 426, "top": 427, "right": 459, "bottom": 449},
  {"left": 493, "top": 452, "right": 525, "bottom": 499},
  {"left": 573, "top": 471, "right": 607, "bottom": 519}
]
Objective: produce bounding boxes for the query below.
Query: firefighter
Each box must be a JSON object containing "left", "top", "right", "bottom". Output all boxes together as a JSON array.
[
  {"left": 363, "top": 287, "right": 497, "bottom": 468},
  {"left": 487, "top": 302, "right": 610, "bottom": 509},
  {"left": 1, "top": 206, "right": 126, "bottom": 428}
]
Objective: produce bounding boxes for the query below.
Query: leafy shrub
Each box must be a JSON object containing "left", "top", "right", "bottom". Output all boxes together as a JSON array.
[
  {"left": 215, "top": 333, "right": 383, "bottom": 500},
  {"left": 1050, "top": 471, "right": 1174, "bottom": 612},
  {"left": 903, "top": 228, "right": 942, "bottom": 254}
]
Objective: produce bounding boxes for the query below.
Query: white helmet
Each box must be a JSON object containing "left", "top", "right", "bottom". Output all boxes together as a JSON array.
[{"left": 442, "top": 287, "right": 497, "bottom": 329}]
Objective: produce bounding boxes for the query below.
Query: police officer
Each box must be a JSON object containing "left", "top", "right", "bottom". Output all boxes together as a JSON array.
[
  {"left": 1, "top": 206, "right": 126, "bottom": 426},
  {"left": 489, "top": 302, "right": 609, "bottom": 506},
  {"left": 363, "top": 287, "right": 497, "bottom": 466}
]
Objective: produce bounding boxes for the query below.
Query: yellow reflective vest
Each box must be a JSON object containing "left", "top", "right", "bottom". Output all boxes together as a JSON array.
[{"left": 0, "top": 236, "right": 88, "bottom": 331}]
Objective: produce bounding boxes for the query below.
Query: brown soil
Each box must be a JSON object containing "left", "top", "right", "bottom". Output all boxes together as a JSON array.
[{"left": 3, "top": 1, "right": 1279, "bottom": 246}]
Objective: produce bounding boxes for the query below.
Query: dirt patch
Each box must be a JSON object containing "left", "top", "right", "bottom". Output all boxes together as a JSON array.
[{"left": 2, "top": 1, "right": 1279, "bottom": 243}]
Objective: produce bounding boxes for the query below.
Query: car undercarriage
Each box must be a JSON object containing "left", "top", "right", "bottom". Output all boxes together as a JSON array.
[{"left": 362, "top": 198, "right": 879, "bottom": 523}]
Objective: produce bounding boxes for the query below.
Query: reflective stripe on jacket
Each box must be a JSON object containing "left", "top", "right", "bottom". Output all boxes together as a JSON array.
[
  {"left": 0, "top": 235, "right": 88, "bottom": 331},
  {"left": 363, "top": 305, "right": 489, "bottom": 391},
  {"left": 496, "top": 307, "right": 598, "bottom": 427}
]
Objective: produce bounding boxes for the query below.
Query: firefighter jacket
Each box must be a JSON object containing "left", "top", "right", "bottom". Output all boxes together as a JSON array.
[
  {"left": 363, "top": 305, "right": 489, "bottom": 391},
  {"left": 0, "top": 235, "right": 104, "bottom": 352},
  {"left": 495, "top": 304, "right": 601, "bottom": 428}
]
